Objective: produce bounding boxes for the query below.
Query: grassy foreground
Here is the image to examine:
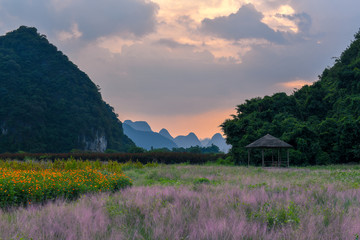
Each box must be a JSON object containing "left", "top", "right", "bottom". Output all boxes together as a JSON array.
[{"left": 1, "top": 164, "right": 360, "bottom": 239}]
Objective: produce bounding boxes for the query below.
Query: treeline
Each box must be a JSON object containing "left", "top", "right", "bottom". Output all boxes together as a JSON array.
[
  {"left": 0, "top": 152, "right": 227, "bottom": 164},
  {"left": 128, "top": 144, "right": 221, "bottom": 154},
  {"left": 222, "top": 30, "right": 360, "bottom": 165}
]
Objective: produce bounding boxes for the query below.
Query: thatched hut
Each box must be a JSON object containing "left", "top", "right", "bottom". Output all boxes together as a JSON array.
[{"left": 245, "top": 134, "right": 292, "bottom": 167}]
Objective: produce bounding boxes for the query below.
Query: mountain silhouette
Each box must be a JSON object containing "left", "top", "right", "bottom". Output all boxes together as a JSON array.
[
  {"left": 206, "top": 133, "right": 231, "bottom": 153},
  {"left": 123, "top": 119, "right": 227, "bottom": 152},
  {"left": 159, "top": 128, "right": 174, "bottom": 140},
  {"left": 124, "top": 120, "right": 152, "bottom": 132},
  {"left": 174, "top": 132, "right": 202, "bottom": 148},
  {"left": 200, "top": 138, "right": 211, "bottom": 147},
  {"left": 123, "top": 123, "right": 177, "bottom": 150},
  {"left": 0, "top": 26, "right": 134, "bottom": 153}
]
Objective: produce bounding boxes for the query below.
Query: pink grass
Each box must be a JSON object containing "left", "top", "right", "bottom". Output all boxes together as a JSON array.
[{"left": 1, "top": 166, "right": 360, "bottom": 239}]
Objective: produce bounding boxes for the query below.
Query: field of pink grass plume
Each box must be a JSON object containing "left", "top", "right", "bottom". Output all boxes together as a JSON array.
[{"left": 1, "top": 164, "right": 360, "bottom": 239}]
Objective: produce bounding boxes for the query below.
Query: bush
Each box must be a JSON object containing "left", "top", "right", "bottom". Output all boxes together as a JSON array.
[
  {"left": 316, "top": 151, "right": 331, "bottom": 165},
  {"left": 194, "top": 177, "right": 211, "bottom": 184},
  {"left": 251, "top": 201, "right": 300, "bottom": 229},
  {"left": 216, "top": 156, "right": 235, "bottom": 165}
]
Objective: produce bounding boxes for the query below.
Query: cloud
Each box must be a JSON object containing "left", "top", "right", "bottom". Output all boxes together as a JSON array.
[
  {"left": 277, "top": 12, "right": 312, "bottom": 34},
  {"left": 278, "top": 80, "right": 314, "bottom": 90},
  {"left": 57, "top": 23, "right": 82, "bottom": 41},
  {"left": 0, "top": 0, "right": 158, "bottom": 41},
  {"left": 200, "top": 4, "right": 285, "bottom": 43},
  {"left": 155, "top": 38, "right": 194, "bottom": 49}
]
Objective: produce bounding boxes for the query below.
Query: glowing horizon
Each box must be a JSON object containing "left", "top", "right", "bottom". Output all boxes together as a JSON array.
[{"left": 119, "top": 108, "right": 236, "bottom": 139}]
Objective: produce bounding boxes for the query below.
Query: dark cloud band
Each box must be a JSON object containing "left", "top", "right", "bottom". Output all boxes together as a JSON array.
[
  {"left": 200, "top": 4, "right": 285, "bottom": 43},
  {"left": 0, "top": 0, "right": 159, "bottom": 40}
]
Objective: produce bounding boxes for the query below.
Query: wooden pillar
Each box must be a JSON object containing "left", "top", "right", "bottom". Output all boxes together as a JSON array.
[
  {"left": 272, "top": 149, "right": 274, "bottom": 166},
  {"left": 287, "top": 149, "right": 289, "bottom": 167},
  {"left": 279, "top": 149, "right": 282, "bottom": 167},
  {"left": 262, "top": 149, "right": 264, "bottom": 167},
  {"left": 277, "top": 149, "right": 280, "bottom": 167},
  {"left": 247, "top": 149, "right": 250, "bottom": 167}
]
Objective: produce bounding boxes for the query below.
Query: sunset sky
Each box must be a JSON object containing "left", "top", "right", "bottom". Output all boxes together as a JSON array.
[{"left": 0, "top": 0, "right": 359, "bottom": 139}]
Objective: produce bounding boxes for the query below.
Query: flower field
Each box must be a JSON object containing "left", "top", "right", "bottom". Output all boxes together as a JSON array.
[
  {"left": 0, "top": 159, "right": 134, "bottom": 207},
  {"left": 1, "top": 163, "right": 360, "bottom": 239}
]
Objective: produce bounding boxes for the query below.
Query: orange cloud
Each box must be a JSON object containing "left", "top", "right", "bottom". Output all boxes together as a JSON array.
[
  {"left": 98, "top": 1, "right": 302, "bottom": 62},
  {"left": 262, "top": 5, "right": 298, "bottom": 33},
  {"left": 279, "top": 79, "right": 314, "bottom": 89}
]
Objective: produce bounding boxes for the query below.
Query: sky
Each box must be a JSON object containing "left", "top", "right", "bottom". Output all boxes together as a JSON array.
[{"left": 0, "top": 0, "right": 360, "bottom": 139}]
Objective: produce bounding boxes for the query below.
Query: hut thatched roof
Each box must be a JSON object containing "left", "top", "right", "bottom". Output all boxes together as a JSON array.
[{"left": 245, "top": 134, "right": 292, "bottom": 148}]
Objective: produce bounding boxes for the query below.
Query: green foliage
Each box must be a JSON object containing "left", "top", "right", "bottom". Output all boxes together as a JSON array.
[
  {"left": 215, "top": 156, "right": 235, "bottom": 165},
  {"left": 247, "top": 182, "right": 267, "bottom": 189},
  {"left": 172, "top": 144, "right": 221, "bottom": 154},
  {"left": 222, "top": 30, "right": 360, "bottom": 165},
  {"left": 129, "top": 144, "right": 221, "bottom": 154},
  {"left": 0, "top": 152, "right": 227, "bottom": 165},
  {"left": 0, "top": 234, "right": 33, "bottom": 240},
  {"left": 250, "top": 201, "right": 300, "bottom": 229},
  {"left": 128, "top": 146, "right": 147, "bottom": 153},
  {"left": 330, "top": 170, "right": 360, "bottom": 188},
  {"left": 120, "top": 160, "right": 144, "bottom": 171},
  {"left": 148, "top": 147, "right": 171, "bottom": 153},
  {"left": 194, "top": 177, "right": 211, "bottom": 184},
  {"left": 0, "top": 26, "right": 134, "bottom": 153},
  {"left": 0, "top": 158, "right": 125, "bottom": 173},
  {"left": 355, "top": 233, "right": 359, "bottom": 240}
]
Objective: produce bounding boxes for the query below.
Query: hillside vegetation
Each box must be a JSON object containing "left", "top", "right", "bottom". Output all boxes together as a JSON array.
[
  {"left": 0, "top": 26, "right": 134, "bottom": 153},
  {"left": 222, "top": 30, "right": 360, "bottom": 165}
]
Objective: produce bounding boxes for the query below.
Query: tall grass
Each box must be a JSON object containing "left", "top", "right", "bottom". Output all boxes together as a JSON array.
[{"left": 1, "top": 165, "right": 360, "bottom": 239}]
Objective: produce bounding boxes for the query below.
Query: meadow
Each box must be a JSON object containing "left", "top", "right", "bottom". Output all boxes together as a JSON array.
[{"left": 1, "top": 161, "right": 360, "bottom": 240}]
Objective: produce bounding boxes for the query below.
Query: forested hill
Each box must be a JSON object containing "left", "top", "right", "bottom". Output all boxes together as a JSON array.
[
  {"left": 0, "top": 26, "right": 134, "bottom": 153},
  {"left": 222, "top": 30, "right": 360, "bottom": 165}
]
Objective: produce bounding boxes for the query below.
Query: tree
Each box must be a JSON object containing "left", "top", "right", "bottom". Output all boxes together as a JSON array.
[{"left": 222, "top": 29, "right": 360, "bottom": 165}]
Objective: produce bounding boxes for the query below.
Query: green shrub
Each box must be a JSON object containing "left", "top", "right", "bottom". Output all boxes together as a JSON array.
[
  {"left": 251, "top": 201, "right": 300, "bottom": 229},
  {"left": 316, "top": 151, "right": 331, "bottom": 165},
  {"left": 194, "top": 177, "right": 211, "bottom": 184},
  {"left": 216, "top": 156, "right": 235, "bottom": 165}
]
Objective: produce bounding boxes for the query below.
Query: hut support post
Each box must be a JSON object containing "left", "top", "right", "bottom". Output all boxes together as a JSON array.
[
  {"left": 248, "top": 149, "right": 250, "bottom": 167},
  {"left": 279, "top": 149, "right": 282, "bottom": 167},
  {"left": 262, "top": 149, "right": 264, "bottom": 167},
  {"left": 277, "top": 149, "right": 280, "bottom": 167},
  {"left": 287, "top": 149, "right": 289, "bottom": 167}
]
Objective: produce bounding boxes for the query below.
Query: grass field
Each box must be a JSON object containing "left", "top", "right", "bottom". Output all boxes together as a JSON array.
[{"left": 1, "top": 163, "right": 360, "bottom": 239}]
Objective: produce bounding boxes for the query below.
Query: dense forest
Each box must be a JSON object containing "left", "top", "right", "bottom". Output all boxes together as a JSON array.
[
  {"left": 222, "top": 30, "right": 360, "bottom": 165},
  {"left": 0, "top": 26, "right": 134, "bottom": 153}
]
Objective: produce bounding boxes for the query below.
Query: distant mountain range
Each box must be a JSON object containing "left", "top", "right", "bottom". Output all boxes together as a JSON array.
[
  {"left": 123, "top": 120, "right": 231, "bottom": 153},
  {"left": 174, "top": 133, "right": 202, "bottom": 149},
  {"left": 124, "top": 120, "right": 152, "bottom": 132}
]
